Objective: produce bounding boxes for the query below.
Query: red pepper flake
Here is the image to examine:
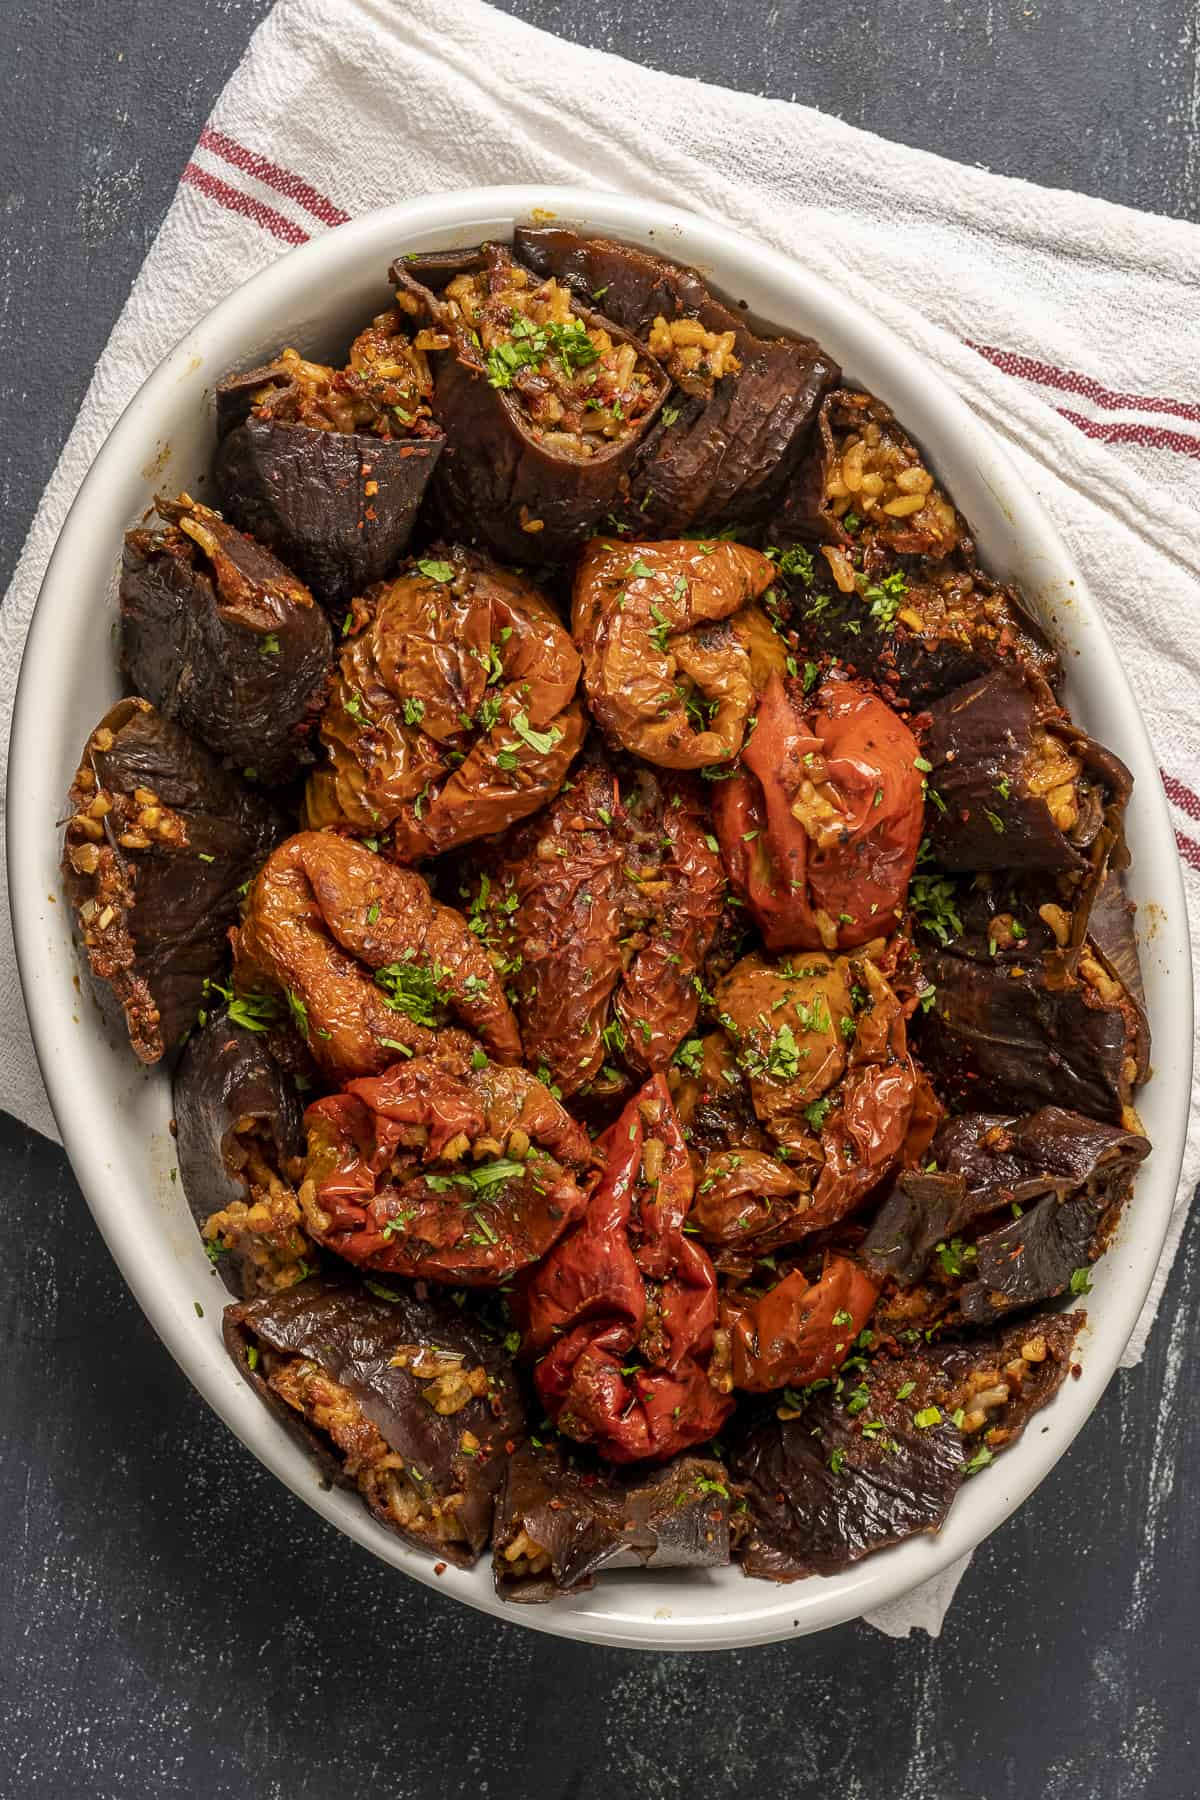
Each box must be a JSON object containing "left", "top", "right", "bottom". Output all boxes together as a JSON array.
[{"left": 433, "top": 1561, "right": 447, "bottom": 1576}]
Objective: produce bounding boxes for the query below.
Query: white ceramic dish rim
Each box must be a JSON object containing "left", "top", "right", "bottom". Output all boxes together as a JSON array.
[{"left": 9, "top": 185, "right": 1191, "bottom": 1653}]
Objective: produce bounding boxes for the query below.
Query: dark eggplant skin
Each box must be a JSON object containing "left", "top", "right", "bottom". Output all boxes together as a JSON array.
[
  {"left": 493, "top": 1442, "right": 732, "bottom": 1602},
  {"left": 914, "top": 943, "right": 1140, "bottom": 1125},
  {"left": 785, "top": 561, "right": 1060, "bottom": 710},
  {"left": 174, "top": 1007, "right": 306, "bottom": 1298},
  {"left": 390, "top": 243, "right": 670, "bottom": 563},
  {"left": 924, "top": 665, "right": 1132, "bottom": 877},
  {"left": 514, "top": 226, "right": 840, "bottom": 533},
  {"left": 864, "top": 1107, "right": 1150, "bottom": 1297},
  {"left": 730, "top": 1310, "right": 1081, "bottom": 1580},
  {"left": 224, "top": 1278, "right": 525, "bottom": 1567},
  {"left": 214, "top": 415, "right": 441, "bottom": 612},
  {"left": 121, "top": 497, "right": 332, "bottom": 786},
  {"left": 62, "top": 699, "right": 282, "bottom": 1063}
]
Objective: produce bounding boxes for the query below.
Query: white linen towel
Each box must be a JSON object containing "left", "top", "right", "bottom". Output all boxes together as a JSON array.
[{"left": 2, "top": 0, "right": 1197, "bottom": 1637}]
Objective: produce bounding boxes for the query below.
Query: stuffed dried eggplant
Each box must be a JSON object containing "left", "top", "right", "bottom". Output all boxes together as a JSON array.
[
  {"left": 304, "top": 547, "right": 585, "bottom": 858},
  {"left": 514, "top": 226, "right": 839, "bottom": 533},
  {"left": 299, "top": 1042, "right": 594, "bottom": 1284},
  {"left": 725, "top": 1254, "right": 881, "bottom": 1393},
  {"left": 391, "top": 242, "right": 669, "bottom": 561},
  {"left": 573, "top": 536, "right": 781, "bottom": 768},
  {"left": 174, "top": 1005, "right": 309, "bottom": 1296},
  {"left": 121, "top": 495, "right": 332, "bottom": 785},
  {"left": 462, "top": 754, "right": 724, "bottom": 1098},
  {"left": 780, "top": 548, "right": 1059, "bottom": 709},
  {"left": 493, "top": 1440, "right": 732, "bottom": 1601},
  {"left": 923, "top": 665, "right": 1131, "bottom": 877},
  {"left": 771, "top": 388, "right": 965, "bottom": 563},
  {"left": 214, "top": 320, "right": 443, "bottom": 610},
  {"left": 731, "top": 1310, "right": 1081, "bottom": 1579},
  {"left": 62, "top": 699, "right": 281, "bottom": 1062},
  {"left": 225, "top": 1278, "right": 524, "bottom": 1565},
  {"left": 518, "top": 1076, "right": 735, "bottom": 1463},
  {"left": 712, "top": 673, "right": 924, "bottom": 951},
  {"left": 865, "top": 1106, "right": 1149, "bottom": 1321},
  {"left": 916, "top": 940, "right": 1146, "bottom": 1127},
  {"left": 232, "top": 832, "right": 521, "bottom": 1081}
]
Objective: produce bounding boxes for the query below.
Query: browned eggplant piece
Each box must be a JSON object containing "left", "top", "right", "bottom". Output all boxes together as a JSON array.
[
  {"left": 121, "top": 495, "right": 332, "bottom": 786},
  {"left": 730, "top": 1310, "right": 1082, "bottom": 1579},
  {"left": 62, "top": 699, "right": 281, "bottom": 1062},
  {"left": 924, "top": 665, "right": 1132, "bottom": 877},
  {"left": 231, "top": 832, "right": 522, "bottom": 1083},
  {"left": 214, "top": 319, "right": 444, "bottom": 610},
  {"left": 914, "top": 941, "right": 1146, "bottom": 1126},
  {"left": 303, "top": 546, "right": 585, "bottom": 859},
  {"left": 390, "top": 242, "right": 669, "bottom": 562},
  {"left": 864, "top": 1107, "right": 1149, "bottom": 1307},
  {"left": 768, "top": 387, "right": 966, "bottom": 562},
  {"left": 514, "top": 226, "right": 839, "bottom": 532},
  {"left": 572, "top": 536, "right": 782, "bottom": 768},
  {"left": 462, "top": 753, "right": 724, "bottom": 1099},
  {"left": 780, "top": 547, "right": 1059, "bottom": 708},
  {"left": 174, "top": 1006, "right": 311, "bottom": 1297},
  {"left": 493, "top": 1441, "right": 732, "bottom": 1602},
  {"left": 224, "top": 1278, "right": 524, "bottom": 1567}
]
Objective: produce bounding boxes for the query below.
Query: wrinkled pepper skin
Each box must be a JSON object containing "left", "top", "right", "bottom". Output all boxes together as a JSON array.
[
  {"left": 304, "top": 547, "right": 584, "bottom": 859},
  {"left": 726, "top": 1254, "right": 881, "bottom": 1393},
  {"left": 519, "top": 1075, "right": 735, "bottom": 1463},
  {"left": 464, "top": 754, "right": 724, "bottom": 1097},
  {"left": 299, "top": 1045, "right": 594, "bottom": 1285},
  {"left": 572, "top": 536, "right": 779, "bottom": 768},
  {"left": 713, "top": 673, "right": 924, "bottom": 952},
  {"left": 232, "top": 832, "right": 521, "bottom": 1082}
]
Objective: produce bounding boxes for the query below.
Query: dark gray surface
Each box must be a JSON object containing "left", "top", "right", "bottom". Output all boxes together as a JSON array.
[{"left": 2, "top": 4, "right": 1197, "bottom": 1797}]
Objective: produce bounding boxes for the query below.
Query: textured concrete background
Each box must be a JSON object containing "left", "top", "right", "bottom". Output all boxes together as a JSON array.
[{"left": 2, "top": 3, "right": 1198, "bottom": 1796}]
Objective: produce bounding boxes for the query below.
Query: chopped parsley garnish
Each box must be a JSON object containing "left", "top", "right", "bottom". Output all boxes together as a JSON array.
[
  {"left": 674, "top": 1037, "right": 704, "bottom": 1076},
  {"left": 913, "top": 1406, "right": 942, "bottom": 1429},
  {"left": 804, "top": 1096, "right": 833, "bottom": 1133},
  {"left": 934, "top": 1238, "right": 976, "bottom": 1277},
  {"left": 402, "top": 697, "right": 425, "bottom": 726},
  {"left": 983, "top": 807, "right": 1006, "bottom": 835},
  {"left": 909, "top": 870, "right": 964, "bottom": 945},
  {"left": 766, "top": 543, "right": 815, "bottom": 587},
  {"left": 965, "top": 1445, "right": 995, "bottom": 1476},
  {"left": 374, "top": 956, "right": 453, "bottom": 1026},
  {"left": 258, "top": 633, "right": 280, "bottom": 656},
  {"left": 1069, "top": 1266, "right": 1094, "bottom": 1295},
  {"left": 512, "top": 710, "right": 561, "bottom": 756},
  {"left": 861, "top": 569, "right": 909, "bottom": 630}
]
